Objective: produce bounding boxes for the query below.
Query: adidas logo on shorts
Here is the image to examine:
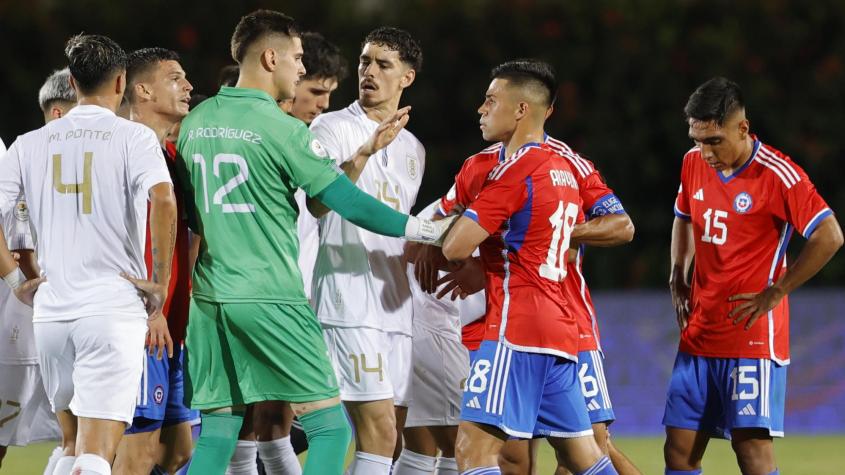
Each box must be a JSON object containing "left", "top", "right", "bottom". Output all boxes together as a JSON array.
[
  {"left": 738, "top": 403, "right": 756, "bottom": 416},
  {"left": 587, "top": 399, "right": 601, "bottom": 411},
  {"left": 466, "top": 396, "right": 481, "bottom": 409}
]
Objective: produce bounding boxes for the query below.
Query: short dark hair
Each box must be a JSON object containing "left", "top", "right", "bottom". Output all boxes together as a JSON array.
[
  {"left": 684, "top": 77, "right": 745, "bottom": 126},
  {"left": 126, "top": 48, "right": 180, "bottom": 102},
  {"left": 38, "top": 68, "right": 76, "bottom": 112},
  {"left": 218, "top": 65, "right": 239, "bottom": 87},
  {"left": 362, "top": 27, "right": 422, "bottom": 72},
  {"left": 302, "top": 32, "right": 348, "bottom": 82},
  {"left": 230, "top": 9, "right": 299, "bottom": 64},
  {"left": 490, "top": 59, "right": 557, "bottom": 107},
  {"left": 65, "top": 33, "right": 127, "bottom": 95}
]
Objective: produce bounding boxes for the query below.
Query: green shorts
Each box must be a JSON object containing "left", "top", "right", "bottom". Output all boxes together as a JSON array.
[{"left": 184, "top": 299, "right": 339, "bottom": 409}]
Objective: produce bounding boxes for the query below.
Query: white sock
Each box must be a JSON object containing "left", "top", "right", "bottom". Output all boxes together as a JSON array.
[
  {"left": 435, "top": 456, "right": 459, "bottom": 475},
  {"left": 71, "top": 453, "right": 111, "bottom": 475},
  {"left": 226, "top": 440, "right": 259, "bottom": 475},
  {"left": 393, "top": 448, "right": 436, "bottom": 474},
  {"left": 43, "top": 446, "right": 64, "bottom": 475},
  {"left": 349, "top": 451, "right": 392, "bottom": 475},
  {"left": 52, "top": 455, "right": 76, "bottom": 475},
  {"left": 257, "top": 436, "right": 301, "bottom": 475}
]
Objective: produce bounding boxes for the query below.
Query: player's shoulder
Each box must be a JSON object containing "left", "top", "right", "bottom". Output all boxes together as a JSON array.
[
  {"left": 487, "top": 143, "right": 547, "bottom": 181},
  {"left": 466, "top": 142, "right": 502, "bottom": 165},
  {"left": 753, "top": 140, "right": 807, "bottom": 188},
  {"left": 544, "top": 135, "right": 595, "bottom": 177},
  {"left": 310, "top": 103, "right": 358, "bottom": 130}
]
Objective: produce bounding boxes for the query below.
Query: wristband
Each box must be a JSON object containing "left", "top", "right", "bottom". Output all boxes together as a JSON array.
[
  {"left": 405, "top": 215, "right": 457, "bottom": 246},
  {"left": 2, "top": 267, "right": 25, "bottom": 290}
]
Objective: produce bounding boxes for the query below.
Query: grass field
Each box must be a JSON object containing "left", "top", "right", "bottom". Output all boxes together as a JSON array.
[{"left": 4, "top": 435, "right": 845, "bottom": 474}]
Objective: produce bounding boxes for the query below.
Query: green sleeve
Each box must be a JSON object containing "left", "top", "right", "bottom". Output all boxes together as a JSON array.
[
  {"left": 315, "top": 175, "right": 408, "bottom": 237},
  {"left": 278, "top": 122, "right": 341, "bottom": 197}
]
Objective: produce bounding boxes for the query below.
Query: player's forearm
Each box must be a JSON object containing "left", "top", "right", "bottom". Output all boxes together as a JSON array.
[
  {"left": 313, "top": 174, "right": 408, "bottom": 237},
  {"left": 571, "top": 213, "right": 635, "bottom": 247},
  {"left": 14, "top": 250, "right": 39, "bottom": 279},
  {"left": 307, "top": 149, "right": 372, "bottom": 218},
  {"left": 442, "top": 217, "right": 488, "bottom": 261},
  {"left": 669, "top": 217, "right": 695, "bottom": 284},
  {"left": 773, "top": 216, "right": 843, "bottom": 295},
  {"left": 149, "top": 187, "right": 178, "bottom": 286},
  {"left": 0, "top": 230, "right": 17, "bottom": 278}
]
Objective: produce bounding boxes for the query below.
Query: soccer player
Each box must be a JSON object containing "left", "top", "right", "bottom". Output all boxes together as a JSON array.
[
  {"left": 229, "top": 31, "right": 349, "bottom": 475},
  {"left": 0, "top": 67, "right": 75, "bottom": 475},
  {"left": 665, "top": 77, "right": 843, "bottom": 475},
  {"left": 439, "top": 60, "right": 617, "bottom": 475},
  {"left": 429, "top": 64, "right": 639, "bottom": 474},
  {"left": 112, "top": 47, "right": 197, "bottom": 475},
  {"left": 38, "top": 68, "right": 77, "bottom": 123},
  {"left": 394, "top": 200, "right": 487, "bottom": 475},
  {"left": 307, "top": 26, "right": 424, "bottom": 475},
  {"left": 0, "top": 33, "right": 177, "bottom": 475},
  {"left": 175, "top": 10, "right": 451, "bottom": 475}
]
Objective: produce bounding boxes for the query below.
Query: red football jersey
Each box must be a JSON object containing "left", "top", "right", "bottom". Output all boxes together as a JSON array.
[
  {"left": 463, "top": 142, "right": 583, "bottom": 359},
  {"left": 144, "top": 141, "right": 192, "bottom": 343},
  {"left": 441, "top": 136, "right": 622, "bottom": 353},
  {"left": 440, "top": 143, "right": 504, "bottom": 351},
  {"left": 673, "top": 137, "right": 832, "bottom": 363}
]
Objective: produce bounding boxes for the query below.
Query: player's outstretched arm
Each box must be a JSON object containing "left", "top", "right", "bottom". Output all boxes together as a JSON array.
[
  {"left": 313, "top": 174, "right": 455, "bottom": 244},
  {"left": 307, "top": 106, "right": 411, "bottom": 218},
  {"left": 669, "top": 217, "right": 695, "bottom": 330},
  {"left": 571, "top": 213, "right": 635, "bottom": 247},
  {"left": 0, "top": 230, "right": 45, "bottom": 307},
  {"left": 729, "top": 214, "right": 843, "bottom": 329},
  {"left": 442, "top": 216, "right": 489, "bottom": 262}
]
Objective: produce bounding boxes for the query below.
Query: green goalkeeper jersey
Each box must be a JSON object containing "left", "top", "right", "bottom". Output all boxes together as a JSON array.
[{"left": 176, "top": 86, "right": 341, "bottom": 304}]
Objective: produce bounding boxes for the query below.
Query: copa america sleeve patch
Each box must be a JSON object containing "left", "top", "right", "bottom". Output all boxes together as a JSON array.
[{"left": 310, "top": 139, "right": 328, "bottom": 158}]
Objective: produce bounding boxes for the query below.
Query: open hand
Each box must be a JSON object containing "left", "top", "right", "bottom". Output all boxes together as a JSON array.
[
  {"left": 435, "top": 257, "right": 485, "bottom": 301},
  {"left": 728, "top": 286, "right": 786, "bottom": 330},
  {"left": 13, "top": 277, "right": 46, "bottom": 307},
  {"left": 121, "top": 272, "right": 168, "bottom": 319},
  {"left": 146, "top": 312, "right": 174, "bottom": 360},
  {"left": 358, "top": 106, "right": 411, "bottom": 156}
]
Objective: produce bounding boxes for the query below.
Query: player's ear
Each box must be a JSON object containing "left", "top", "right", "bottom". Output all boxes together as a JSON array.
[
  {"left": 115, "top": 71, "right": 126, "bottom": 96},
  {"left": 260, "top": 48, "right": 276, "bottom": 72},
  {"left": 50, "top": 106, "right": 63, "bottom": 120},
  {"left": 399, "top": 67, "right": 416, "bottom": 89},
  {"left": 544, "top": 104, "right": 554, "bottom": 121},
  {"left": 515, "top": 101, "right": 528, "bottom": 120},
  {"left": 738, "top": 118, "right": 750, "bottom": 139}
]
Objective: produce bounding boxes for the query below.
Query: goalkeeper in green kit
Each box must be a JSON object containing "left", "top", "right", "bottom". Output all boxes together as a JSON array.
[{"left": 176, "top": 10, "right": 452, "bottom": 475}]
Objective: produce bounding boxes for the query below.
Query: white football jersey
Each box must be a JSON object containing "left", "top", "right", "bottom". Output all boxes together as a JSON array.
[
  {"left": 310, "top": 101, "right": 424, "bottom": 334},
  {"left": 295, "top": 189, "right": 319, "bottom": 302},
  {"left": 408, "top": 201, "right": 486, "bottom": 340},
  {"left": 0, "top": 105, "right": 172, "bottom": 322},
  {"left": 0, "top": 195, "right": 38, "bottom": 364}
]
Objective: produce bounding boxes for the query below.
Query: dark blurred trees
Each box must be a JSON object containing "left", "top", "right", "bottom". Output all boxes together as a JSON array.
[{"left": 1, "top": 0, "right": 842, "bottom": 288}]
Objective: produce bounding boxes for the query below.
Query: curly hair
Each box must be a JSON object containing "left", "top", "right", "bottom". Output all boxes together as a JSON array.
[{"left": 362, "top": 27, "right": 422, "bottom": 72}]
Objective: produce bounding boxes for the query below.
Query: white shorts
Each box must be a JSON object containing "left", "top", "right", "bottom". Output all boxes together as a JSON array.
[
  {"left": 0, "top": 364, "right": 61, "bottom": 446},
  {"left": 405, "top": 327, "right": 469, "bottom": 427},
  {"left": 323, "top": 326, "right": 413, "bottom": 406},
  {"left": 34, "top": 316, "right": 147, "bottom": 425}
]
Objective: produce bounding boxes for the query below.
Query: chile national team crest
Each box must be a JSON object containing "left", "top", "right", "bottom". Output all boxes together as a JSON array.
[
  {"left": 153, "top": 385, "right": 165, "bottom": 405},
  {"left": 733, "top": 192, "right": 753, "bottom": 214}
]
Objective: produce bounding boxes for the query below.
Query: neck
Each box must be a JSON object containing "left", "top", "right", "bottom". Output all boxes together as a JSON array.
[
  {"left": 502, "top": 123, "right": 545, "bottom": 158},
  {"left": 726, "top": 135, "right": 755, "bottom": 175},
  {"left": 77, "top": 94, "right": 120, "bottom": 112},
  {"left": 236, "top": 71, "right": 282, "bottom": 101},
  {"left": 130, "top": 106, "right": 176, "bottom": 144},
  {"left": 359, "top": 94, "right": 401, "bottom": 123}
]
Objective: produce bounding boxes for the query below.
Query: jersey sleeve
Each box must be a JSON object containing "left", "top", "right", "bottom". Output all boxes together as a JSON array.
[
  {"left": 464, "top": 161, "right": 531, "bottom": 234},
  {"left": 439, "top": 159, "right": 474, "bottom": 216},
  {"left": 0, "top": 139, "right": 23, "bottom": 216},
  {"left": 279, "top": 123, "right": 342, "bottom": 198},
  {"left": 129, "top": 127, "right": 172, "bottom": 196},
  {"left": 674, "top": 155, "right": 691, "bottom": 220},
  {"left": 578, "top": 170, "right": 626, "bottom": 219},
  {"left": 776, "top": 162, "right": 832, "bottom": 238},
  {"left": 308, "top": 116, "right": 345, "bottom": 166},
  {"left": 4, "top": 194, "right": 34, "bottom": 251}
]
